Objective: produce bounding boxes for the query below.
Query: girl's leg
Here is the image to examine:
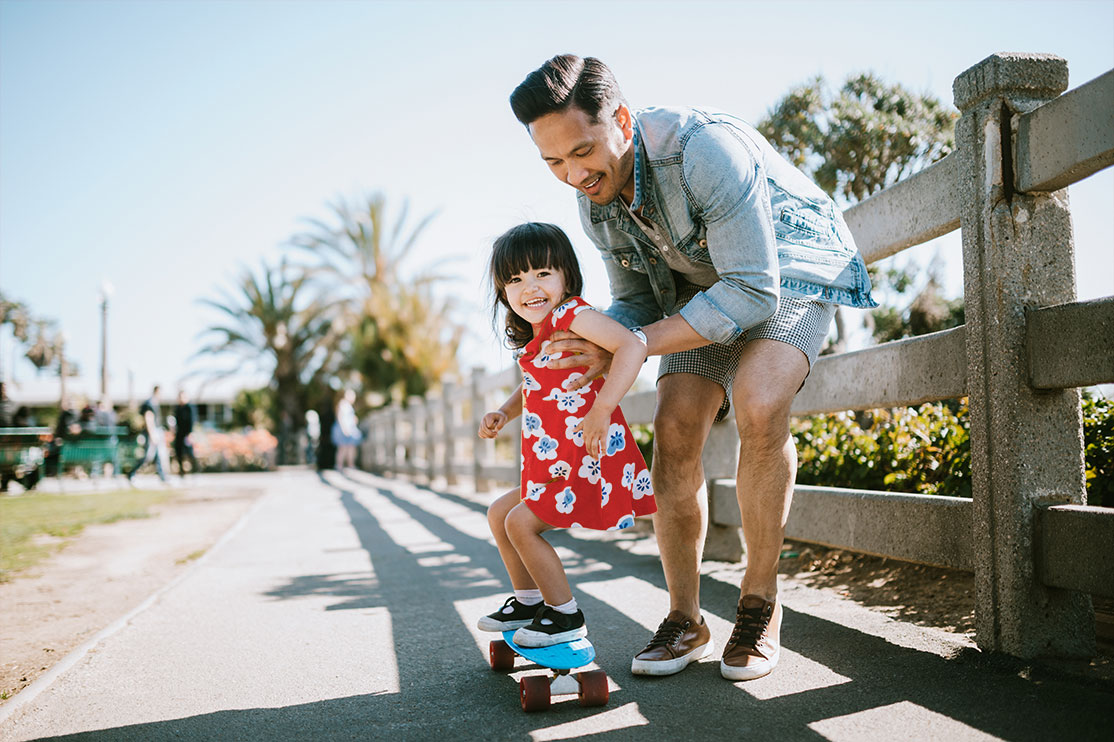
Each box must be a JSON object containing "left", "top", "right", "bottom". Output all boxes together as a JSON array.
[
  {"left": 488, "top": 490, "right": 536, "bottom": 590},
  {"left": 505, "top": 503, "right": 573, "bottom": 606}
]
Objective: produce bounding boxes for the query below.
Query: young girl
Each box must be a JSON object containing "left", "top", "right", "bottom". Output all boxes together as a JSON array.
[{"left": 477, "top": 222, "right": 656, "bottom": 648}]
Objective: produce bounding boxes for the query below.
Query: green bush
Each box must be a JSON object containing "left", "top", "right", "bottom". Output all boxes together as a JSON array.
[
  {"left": 1083, "top": 391, "right": 1113, "bottom": 508},
  {"left": 793, "top": 401, "right": 971, "bottom": 498}
]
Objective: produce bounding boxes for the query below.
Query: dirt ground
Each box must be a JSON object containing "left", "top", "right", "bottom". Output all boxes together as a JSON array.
[{"left": 0, "top": 480, "right": 262, "bottom": 703}]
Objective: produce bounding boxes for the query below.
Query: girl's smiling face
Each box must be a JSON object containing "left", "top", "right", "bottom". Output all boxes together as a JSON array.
[{"left": 503, "top": 266, "right": 567, "bottom": 329}]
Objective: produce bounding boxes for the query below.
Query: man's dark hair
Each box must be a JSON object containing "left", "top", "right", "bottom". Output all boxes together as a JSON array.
[{"left": 510, "top": 54, "right": 627, "bottom": 126}]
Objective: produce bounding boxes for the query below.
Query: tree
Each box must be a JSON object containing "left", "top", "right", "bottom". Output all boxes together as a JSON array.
[
  {"left": 1, "top": 291, "right": 80, "bottom": 388},
  {"left": 194, "top": 259, "right": 342, "bottom": 463},
  {"left": 758, "top": 73, "right": 960, "bottom": 347},
  {"left": 290, "top": 194, "right": 463, "bottom": 404}
]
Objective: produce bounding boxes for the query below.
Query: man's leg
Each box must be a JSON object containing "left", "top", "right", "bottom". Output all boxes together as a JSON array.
[
  {"left": 721, "top": 338, "right": 809, "bottom": 681},
  {"left": 630, "top": 372, "right": 721, "bottom": 676}
]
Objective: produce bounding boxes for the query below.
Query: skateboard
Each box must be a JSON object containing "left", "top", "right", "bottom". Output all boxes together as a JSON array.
[{"left": 488, "top": 630, "right": 609, "bottom": 712}]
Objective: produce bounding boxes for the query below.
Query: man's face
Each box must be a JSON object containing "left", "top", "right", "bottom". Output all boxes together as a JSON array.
[{"left": 528, "top": 104, "right": 635, "bottom": 205}]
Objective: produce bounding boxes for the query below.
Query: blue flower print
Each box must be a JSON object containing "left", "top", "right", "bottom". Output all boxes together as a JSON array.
[
  {"left": 622, "top": 463, "right": 636, "bottom": 491},
  {"left": 522, "top": 373, "right": 541, "bottom": 395},
  {"left": 545, "top": 388, "right": 587, "bottom": 413},
  {"left": 531, "top": 340, "right": 563, "bottom": 369},
  {"left": 565, "top": 416, "right": 584, "bottom": 446},
  {"left": 548, "top": 460, "right": 571, "bottom": 479},
  {"left": 600, "top": 479, "right": 612, "bottom": 507},
  {"left": 522, "top": 412, "right": 543, "bottom": 439},
  {"left": 524, "top": 480, "right": 546, "bottom": 501},
  {"left": 555, "top": 486, "right": 576, "bottom": 515},
  {"left": 633, "top": 469, "right": 653, "bottom": 499},
  {"left": 608, "top": 514, "right": 635, "bottom": 531},
  {"left": 560, "top": 372, "right": 584, "bottom": 391},
  {"left": 532, "top": 435, "right": 559, "bottom": 461},
  {"left": 578, "top": 455, "right": 602, "bottom": 484},
  {"left": 605, "top": 423, "right": 626, "bottom": 457}
]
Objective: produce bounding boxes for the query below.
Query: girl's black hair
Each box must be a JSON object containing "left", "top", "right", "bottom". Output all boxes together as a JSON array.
[{"left": 489, "top": 222, "right": 584, "bottom": 349}]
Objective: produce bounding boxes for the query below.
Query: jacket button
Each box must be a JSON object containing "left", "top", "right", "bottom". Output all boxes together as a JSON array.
[
  {"left": 648, "top": 257, "right": 657, "bottom": 265},
  {"left": 621, "top": 259, "right": 630, "bottom": 267},
  {"left": 699, "top": 239, "right": 708, "bottom": 248}
]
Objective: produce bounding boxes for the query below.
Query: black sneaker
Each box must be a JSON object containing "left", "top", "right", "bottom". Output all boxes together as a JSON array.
[
  {"left": 512, "top": 606, "right": 587, "bottom": 648},
  {"left": 477, "top": 597, "right": 541, "bottom": 632}
]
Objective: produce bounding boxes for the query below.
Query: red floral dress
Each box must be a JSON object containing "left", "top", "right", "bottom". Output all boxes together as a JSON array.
[{"left": 517, "top": 296, "right": 656, "bottom": 531}]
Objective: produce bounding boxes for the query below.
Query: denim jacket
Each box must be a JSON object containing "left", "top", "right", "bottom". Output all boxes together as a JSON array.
[{"left": 579, "top": 107, "right": 877, "bottom": 344}]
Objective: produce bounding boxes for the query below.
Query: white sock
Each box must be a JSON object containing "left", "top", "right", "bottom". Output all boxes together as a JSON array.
[
  {"left": 547, "top": 597, "right": 578, "bottom": 615},
  {"left": 515, "top": 589, "right": 543, "bottom": 606}
]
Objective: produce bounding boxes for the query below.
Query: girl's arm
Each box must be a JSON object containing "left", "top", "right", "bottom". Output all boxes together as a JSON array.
[
  {"left": 567, "top": 309, "right": 648, "bottom": 456},
  {"left": 479, "top": 382, "right": 523, "bottom": 439}
]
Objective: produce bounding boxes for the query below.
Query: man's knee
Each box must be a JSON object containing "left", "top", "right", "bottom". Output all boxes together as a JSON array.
[{"left": 732, "top": 391, "right": 792, "bottom": 444}]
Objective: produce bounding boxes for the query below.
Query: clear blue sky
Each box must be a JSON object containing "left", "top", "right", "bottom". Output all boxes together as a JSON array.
[{"left": 2, "top": 0, "right": 1111, "bottom": 401}]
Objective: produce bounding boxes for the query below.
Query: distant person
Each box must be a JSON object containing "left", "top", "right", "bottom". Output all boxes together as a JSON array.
[
  {"left": 78, "top": 403, "right": 97, "bottom": 433},
  {"left": 173, "top": 389, "right": 198, "bottom": 478},
  {"left": 331, "top": 389, "right": 362, "bottom": 470},
  {"left": 126, "top": 385, "right": 169, "bottom": 483},
  {"left": 45, "top": 397, "right": 81, "bottom": 476},
  {"left": 94, "top": 398, "right": 118, "bottom": 430},
  {"left": 0, "top": 381, "right": 13, "bottom": 427},
  {"left": 509, "top": 55, "right": 876, "bottom": 679},
  {"left": 305, "top": 409, "right": 320, "bottom": 466},
  {"left": 12, "top": 406, "right": 33, "bottom": 427},
  {"left": 475, "top": 222, "right": 654, "bottom": 647}
]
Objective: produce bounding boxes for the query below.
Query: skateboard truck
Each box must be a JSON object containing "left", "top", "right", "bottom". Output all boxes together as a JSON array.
[{"left": 489, "top": 633, "right": 609, "bottom": 712}]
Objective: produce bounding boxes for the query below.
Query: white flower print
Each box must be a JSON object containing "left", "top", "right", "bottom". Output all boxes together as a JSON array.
[
  {"left": 532, "top": 435, "right": 559, "bottom": 461},
  {"left": 573, "top": 304, "right": 593, "bottom": 316},
  {"left": 552, "top": 299, "right": 579, "bottom": 320},
  {"left": 608, "top": 514, "right": 636, "bottom": 531},
  {"left": 531, "top": 340, "right": 564, "bottom": 369},
  {"left": 605, "top": 423, "right": 627, "bottom": 456},
  {"left": 524, "top": 481, "right": 546, "bottom": 501},
  {"left": 522, "top": 412, "right": 543, "bottom": 439},
  {"left": 560, "top": 372, "right": 584, "bottom": 391},
  {"left": 633, "top": 469, "right": 653, "bottom": 499},
  {"left": 600, "top": 478, "right": 612, "bottom": 507},
  {"left": 555, "top": 486, "right": 576, "bottom": 514},
  {"left": 545, "top": 387, "right": 587, "bottom": 413},
  {"left": 578, "top": 455, "right": 602, "bottom": 484},
  {"left": 522, "top": 373, "right": 541, "bottom": 394},
  {"left": 564, "top": 415, "right": 584, "bottom": 446},
  {"left": 548, "top": 460, "right": 571, "bottom": 479},
  {"left": 622, "top": 463, "right": 636, "bottom": 491}
]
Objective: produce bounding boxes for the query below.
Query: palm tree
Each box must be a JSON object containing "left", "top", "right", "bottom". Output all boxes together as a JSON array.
[
  {"left": 290, "top": 193, "right": 463, "bottom": 403},
  {"left": 194, "top": 258, "right": 342, "bottom": 463}
]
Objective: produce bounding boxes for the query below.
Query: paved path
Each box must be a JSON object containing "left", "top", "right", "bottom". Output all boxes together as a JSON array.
[{"left": 1, "top": 470, "right": 1110, "bottom": 741}]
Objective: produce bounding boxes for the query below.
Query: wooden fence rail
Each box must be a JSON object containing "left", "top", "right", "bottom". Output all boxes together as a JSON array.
[{"left": 362, "top": 53, "right": 1114, "bottom": 660}]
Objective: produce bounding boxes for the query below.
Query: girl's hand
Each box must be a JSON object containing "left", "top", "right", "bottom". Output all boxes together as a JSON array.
[
  {"left": 479, "top": 410, "right": 508, "bottom": 439},
  {"left": 575, "top": 406, "right": 611, "bottom": 459}
]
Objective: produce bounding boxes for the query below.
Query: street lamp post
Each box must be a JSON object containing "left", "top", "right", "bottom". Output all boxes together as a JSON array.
[{"left": 99, "top": 281, "right": 114, "bottom": 401}]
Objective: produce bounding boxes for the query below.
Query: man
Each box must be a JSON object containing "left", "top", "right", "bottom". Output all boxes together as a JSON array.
[
  {"left": 173, "top": 389, "right": 198, "bottom": 478},
  {"left": 510, "top": 55, "right": 876, "bottom": 680},
  {"left": 126, "top": 385, "right": 169, "bottom": 483}
]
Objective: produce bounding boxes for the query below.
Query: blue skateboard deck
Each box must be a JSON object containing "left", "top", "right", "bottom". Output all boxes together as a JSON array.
[{"left": 501, "top": 630, "right": 595, "bottom": 670}]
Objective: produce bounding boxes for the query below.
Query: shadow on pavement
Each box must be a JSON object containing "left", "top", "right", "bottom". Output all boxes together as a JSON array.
[{"left": 27, "top": 473, "right": 1113, "bottom": 741}]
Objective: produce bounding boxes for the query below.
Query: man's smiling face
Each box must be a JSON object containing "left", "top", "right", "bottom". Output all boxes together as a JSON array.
[{"left": 528, "top": 104, "right": 636, "bottom": 206}]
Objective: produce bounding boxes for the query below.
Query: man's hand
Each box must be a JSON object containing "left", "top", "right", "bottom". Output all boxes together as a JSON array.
[
  {"left": 478, "top": 410, "right": 508, "bottom": 439},
  {"left": 545, "top": 330, "right": 613, "bottom": 390}
]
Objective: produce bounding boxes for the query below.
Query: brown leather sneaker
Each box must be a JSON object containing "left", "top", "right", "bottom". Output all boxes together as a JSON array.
[
  {"left": 720, "top": 595, "right": 781, "bottom": 681},
  {"left": 631, "top": 610, "right": 714, "bottom": 676}
]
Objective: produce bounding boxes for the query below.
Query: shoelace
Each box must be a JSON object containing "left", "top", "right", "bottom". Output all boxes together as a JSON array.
[
  {"left": 729, "top": 603, "right": 771, "bottom": 649},
  {"left": 644, "top": 618, "right": 690, "bottom": 650}
]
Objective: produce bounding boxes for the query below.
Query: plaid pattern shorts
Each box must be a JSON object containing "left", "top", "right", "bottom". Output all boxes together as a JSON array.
[{"left": 658, "top": 283, "right": 837, "bottom": 422}]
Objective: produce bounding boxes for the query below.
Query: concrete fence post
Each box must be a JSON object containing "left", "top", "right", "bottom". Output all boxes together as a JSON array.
[
  {"left": 702, "top": 422, "right": 743, "bottom": 561},
  {"left": 954, "top": 52, "right": 1093, "bottom": 657},
  {"left": 442, "top": 381, "right": 458, "bottom": 486},
  {"left": 424, "top": 395, "right": 437, "bottom": 484},
  {"left": 387, "top": 404, "right": 400, "bottom": 475},
  {"left": 407, "top": 396, "right": 422, "bottom": 479},
  {"left": 471, "top": 366, "right": 492, "bottom": 492}
]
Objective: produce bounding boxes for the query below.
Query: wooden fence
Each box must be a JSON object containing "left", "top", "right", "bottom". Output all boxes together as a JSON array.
[{"left": 363, "top": 54, "right": 1114, "bottom": 659}]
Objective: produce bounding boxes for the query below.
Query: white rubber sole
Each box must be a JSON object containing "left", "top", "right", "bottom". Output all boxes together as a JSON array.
[
  {"left": 719, "top": 648, "right": 779, "bottom": 681},
  {"left": 476, "top": 616, "right": 533, "bottom": 632},
  {"left": 630, "top": 638, "right": 715, "bottom": 676},
  {"left": 512, "top": 625, "right": 588, "bottom": 647}
]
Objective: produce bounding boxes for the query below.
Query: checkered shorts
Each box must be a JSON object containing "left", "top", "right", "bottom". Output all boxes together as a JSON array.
[{"left": 658, "top": 283, "right": 836, "bottom": 422}]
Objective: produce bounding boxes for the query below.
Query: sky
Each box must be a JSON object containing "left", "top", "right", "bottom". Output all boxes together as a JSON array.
[{"left": 1, "top": 0, "right": 1112, "bottom": 404}]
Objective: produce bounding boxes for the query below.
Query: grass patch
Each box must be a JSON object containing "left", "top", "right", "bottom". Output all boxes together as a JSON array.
[{"left": 0, "top": 489, "right": 171, "bottom": 581}]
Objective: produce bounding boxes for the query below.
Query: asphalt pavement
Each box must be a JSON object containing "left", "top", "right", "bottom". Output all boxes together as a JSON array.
[{"left": 1, "top": 469, "right": 1110, "bottom": 741}]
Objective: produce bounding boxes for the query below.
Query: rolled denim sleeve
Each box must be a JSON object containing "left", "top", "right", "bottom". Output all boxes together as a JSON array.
[{"left": 677, "top": 125, "right": 780, "bottom": 343}]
